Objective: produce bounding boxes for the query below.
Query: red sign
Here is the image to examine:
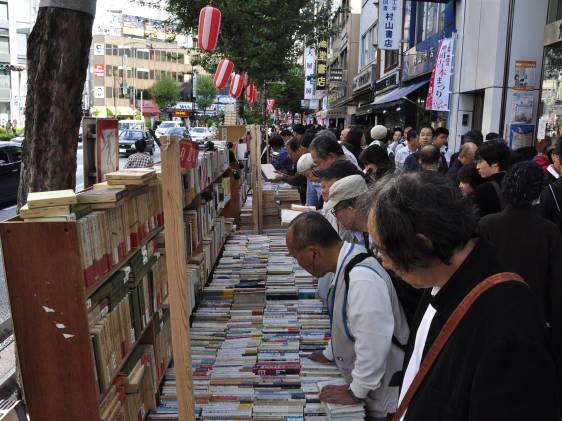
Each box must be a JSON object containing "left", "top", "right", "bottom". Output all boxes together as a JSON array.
[
  {"left": 180, "top": 140, "right": 199, "bottom": 169},
  {"left": 93, "top": 64, "right": 105, "bottom": 77},
  {"left": 266, "top": 98, "right": 276, "bottom": 113},
  {"left": 96, "top": 118, "right": 119, "bottom": 182}
]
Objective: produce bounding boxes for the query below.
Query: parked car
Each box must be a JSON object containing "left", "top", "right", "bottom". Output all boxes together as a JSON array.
[
  {"left": 0, "top": 142, "right": 22, "bottom": 205},
  {"left": 155, "top": 121, "right": 181, "bottom": 138},
  {"left": 118, "top": 119, "right": 145, "bottom": 132},
  {"left": 190, "top": 127, "right": 214, "bottom": 142},
  {"left": 118, "top": 130, "right": 154, "bottom": 156},
  {"left": 11, "top": 135, "right": 24, "bottom": 144}
]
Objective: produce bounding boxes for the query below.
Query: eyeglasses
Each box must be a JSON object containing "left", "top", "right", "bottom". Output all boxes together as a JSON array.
[{"left": 330, "top": 201, "right": 351, "bottom": 216}]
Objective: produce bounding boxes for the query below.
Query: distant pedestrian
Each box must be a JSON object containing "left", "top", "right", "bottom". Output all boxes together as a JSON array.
[
  {"left": 418, "top": 145, "right": 441, "bottom": 172},
  {"left": 387, "top": 127, "right": 404, "bottom": 160},
  {"left": 359, "top": 144, "right": 394, "bottom": 182},
  {"left": 369, "top": 125, "right": 388, "bottom": 147},
  {"left": 124, "top": 139, "right": 154, "bottom": 168},
  {"left": 448, "top": 142, "right": 478, "bottom": 181},
  {"left": 457, "top": 162, "right": 484, "bottom": 197},
  {"left": 269, "top": 134, "right": 293, "bottom": 174},
  {"left": 473, "top": 139, "right": 511, "bottom": 217},
  {"left": 395, "top": 129, "right": 419, "bottom": 172},
  {"left": 341, "top": 127, "right": 363, "bottom": 163}
]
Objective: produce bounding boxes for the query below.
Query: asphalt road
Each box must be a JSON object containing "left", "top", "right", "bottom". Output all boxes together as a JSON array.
[{"left": 0, "top": 143, "right": 162, "bottom": 325}]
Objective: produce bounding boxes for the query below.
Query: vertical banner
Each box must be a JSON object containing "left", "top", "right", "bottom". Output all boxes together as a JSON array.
[
  {"left": 304, "top": 47, "right": 316, "bottom": 99},
  {"left": 378, "top": 0, "right": 403, "bottom": 51},
  {"left": 266, "top": 98, "right": 276, "bottom": 114},
  {"left": 96, "top": 118, "right": 119, "bottom": 182},
  {"left": 426, "top": 37, "right": 454, "bottom": 111},
  {"left": 316, "top": 40, "right": 328, "bottom": 91}
]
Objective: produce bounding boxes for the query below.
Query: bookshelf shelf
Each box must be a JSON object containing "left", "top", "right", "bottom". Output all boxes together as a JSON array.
[{"left": 85, "top": 226, "right": 164, "bottom": 299}]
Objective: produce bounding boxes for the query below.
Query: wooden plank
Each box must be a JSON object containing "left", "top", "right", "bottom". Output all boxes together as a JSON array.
[
  {"left": 26, "top": 190, "right": 77, "bottom": 208},
  {"left": 159, "top": 136, "right": 196, "bottom": 421},
  {"left": 249, "top": 125, "right": 264, "bottom": 234},
  {"left": 0, "top": 221, "right": 100, "bottom": 421}
]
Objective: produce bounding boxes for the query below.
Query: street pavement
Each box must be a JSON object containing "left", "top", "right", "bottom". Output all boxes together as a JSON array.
[{"left": 0, "top": 143, "right": 161, "bottom": 383}]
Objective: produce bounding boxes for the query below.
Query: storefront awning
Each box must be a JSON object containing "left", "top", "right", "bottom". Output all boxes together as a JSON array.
[
  {"left": 91, "top": 106, "right": 136, "bottom": 117},
  {"left": 141, "top": 105, "right": 160, "bottom": 116},
  {"left": 370, "top": 79, "right": 429, "bottom": 108}
]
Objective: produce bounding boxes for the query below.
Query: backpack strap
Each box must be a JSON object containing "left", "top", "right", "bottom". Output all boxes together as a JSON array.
[
  {"left": 343, "top": 252, "right": 407, "bottom": 351},
  {"left": 490, "top": 180, "right": 507, "bottom": 211},
  {"left": 391, "top": 272, "right": 526, "bottom": 421}
]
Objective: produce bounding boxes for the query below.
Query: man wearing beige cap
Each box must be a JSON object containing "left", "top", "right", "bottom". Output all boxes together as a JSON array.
[{"left": 296, "top": 153, "right": 323, "bottom": 209}]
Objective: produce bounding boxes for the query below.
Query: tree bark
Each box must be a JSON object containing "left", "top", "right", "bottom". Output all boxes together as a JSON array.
[{"left": 17, "top": 7, "right": 94, "bottom": 208}]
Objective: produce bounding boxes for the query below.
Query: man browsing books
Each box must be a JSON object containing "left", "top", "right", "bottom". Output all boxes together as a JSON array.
[
  {"left": 286, "top": 212, "right": 409, "bottom": 421},
  {"left": 125, "top": 139, "right": 154, "bottom": 169}
]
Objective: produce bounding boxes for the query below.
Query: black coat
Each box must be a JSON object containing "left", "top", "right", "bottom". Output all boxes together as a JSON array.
[
  {"left": 402, "top": 239, "right": 560, "bottom": 421},
  {"left": 479, "top": 206, "right": 562, "bottom": 342},
  {"left": 473, "top": 172, "right": 505, "bottom": 217},
  {"left": 540, "top": 177, "right": 562, "bottom": 233}
]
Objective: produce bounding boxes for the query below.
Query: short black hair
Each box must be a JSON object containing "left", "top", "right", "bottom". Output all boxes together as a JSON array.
[
  {"left": 407, "top": 129, "right": 418, "bottom": 140},
  {"left": 293, "top": 124, "right": 306, "bottom": 135},
  {"left": 419, "top": 125, "right": 435, "bottom": 136},
  {"left": 476, "top": 139, "right": 511, "bottom": 171},
  {"left": 435, "top": 127, "right": 449, "bottom": 137},
  {"left": 485, "top": 132, "right": 500, "bottom": 141},
  {"left": 226, "top": 141, "right": 234, "bottom": 149},
  {"left": 502, "top": 161, "right": 544, "bottom": 208},
  {"left": 359, "top": 144, "right": 394, "bottom": 178},
  {"left": 299, "top": 131, "right": 315, "bottom": 149},
  {"left": 288, "top": 212, "right": 341, "bottom": 251},
  {"left": 135, "top": 139, "right": 147, "bottom": 152},
  {"left": 346, "top": 127, "right": 364, "bottom": 148},
  {"left": 287, "top": 137, "right": 300, "bottom": 152},
  {"left": 511, "top": 146, "right": 537, "bottom": 164},
  {"left": 419, "top": 145, "right": 441, "bottom": 165},
  {"left": 369, "top": 172, "right": 477, "bottom": 271},
  {"left": 280, "top": 129, "right": 292, "bottom": 137},
  {"left": 310, "top": 134, "right": 344, "bottom": 159},
  {"left": 393, "top": 127, "right": 403, "bottom": 134},
  {"left": 463, "top": 130, "right": 484, "bottom": 146},
  {"left": 457, "top": 162, "right": 484, "bottom": 188},
  {"left": 269, "top": 133, "right": 285, "bottom": 148}
]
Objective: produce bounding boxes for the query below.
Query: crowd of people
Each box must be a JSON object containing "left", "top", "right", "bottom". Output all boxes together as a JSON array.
[{"left": 268, "top": 123, "right": 562, "bottom": 420}]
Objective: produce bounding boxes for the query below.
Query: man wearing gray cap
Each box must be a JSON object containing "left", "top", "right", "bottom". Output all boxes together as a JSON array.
[{"left": 286, "top": 212, "right": 409, "bottom": 421}]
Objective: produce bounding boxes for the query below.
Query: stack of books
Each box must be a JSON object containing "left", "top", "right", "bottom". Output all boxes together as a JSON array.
[
  {"left": 20, "top": 189, "right": 83, "bottom": 222},
  {"left": 317, "top": 380, "right": 365, "bottom": 421},
  {"left": 150, "top": 232, "right": 358, "bottom": 421}
]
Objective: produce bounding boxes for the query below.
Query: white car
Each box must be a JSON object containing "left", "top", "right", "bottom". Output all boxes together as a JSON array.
[
  {"left": 155, "top": 121, "right": 181, "bottom": 138},
  {"left": 190, "top": 127, "right": 214, "bottom": 142}
]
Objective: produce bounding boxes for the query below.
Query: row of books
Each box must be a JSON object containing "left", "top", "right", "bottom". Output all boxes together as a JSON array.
[
  {"left": 181, "top": 146, "right": 230, "bottom": 206},
  {"left": 88, "top": 236, "right": 167, "bottom": 397},
  {"left": 149, "top": 232, "right": 357, "bottom": 421}
]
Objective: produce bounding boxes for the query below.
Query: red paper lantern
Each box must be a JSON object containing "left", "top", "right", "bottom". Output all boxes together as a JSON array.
[
  {"left": 198, "top": 6, "right": 221, "bottom": 52},
  {"left": 245, "top": 83, "right": 253, "bottom": 102},
  {"left": 252, "top": 86, "right": 258, "bottom": 104},
  {"left": 229, "top": 73, "right": 244, "bottom": 98},
  {"left": 213, "top": 58, "right": 234, "bottom": 89}
]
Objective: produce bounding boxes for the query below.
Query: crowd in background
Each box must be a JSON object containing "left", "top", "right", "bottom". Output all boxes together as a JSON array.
[{"left": 266, "top": 122, "right": 562, "bottom": 420}]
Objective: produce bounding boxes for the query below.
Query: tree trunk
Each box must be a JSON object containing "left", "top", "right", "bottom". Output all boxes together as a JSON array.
[
  {"left": 17, "top": 6, "right": 94, "bottom": 208},
  {"left": 236, "top": 98, "right": 245, "bottom": 124}
]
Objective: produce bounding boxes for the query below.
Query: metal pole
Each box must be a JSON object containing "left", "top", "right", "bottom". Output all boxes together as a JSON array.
[
  {"left": 140, "top": 90, "right": 143, "bottom": 119},
  {"left": 499, "top": 0, "right": 515, "bottom": 138}
]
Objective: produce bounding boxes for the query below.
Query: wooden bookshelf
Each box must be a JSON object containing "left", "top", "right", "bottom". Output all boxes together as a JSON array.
[{"left": 0, "top": 140, "right": 235, "bottom": 421}]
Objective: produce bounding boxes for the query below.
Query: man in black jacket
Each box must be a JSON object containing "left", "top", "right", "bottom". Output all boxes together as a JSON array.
[
  {"left": 474, "top": 139, "right": 511, "bottom": 217},
  {"left": 367, "top": 171, "right": 560, "bottom": 421}
]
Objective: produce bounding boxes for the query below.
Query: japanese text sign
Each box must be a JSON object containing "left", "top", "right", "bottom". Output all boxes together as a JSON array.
[
  {"left": 426, "top": 38, "right": 454, "bottom": 112},
  {"left": 316, "top": 40, "right": 328, "bottom": 91},
  {"left": 378, "top": 0, "right": 403, "bottom": 51},
  {"left": 304, "top": 47, "right": 316, "bottom": 99}
]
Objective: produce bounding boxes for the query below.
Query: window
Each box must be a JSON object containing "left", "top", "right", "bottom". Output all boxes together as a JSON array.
[
  {"left": 155, "top": 50, "right": 161, "bottom": 61},
  {"left": 0, "top": 38, "right": 9, "bottom": 55},
  {"left": 112, "top": 45, "right": 118, "bottom": 56},
  {"left": 150, "top": 70, "right": 154, "bottom": 80},
  {"left": 172, "top": 72, "right": 177, "bottom": 80},
  {"left": 106, "top": 87, "right": 113, "bottom": 98},
  {"left": 0, "top": 3, "right": 7, "bottom": 20},
  {"left": 0, "top": 73, "right": 10, "bottom": 89},
  {"left": 415, "top": 2, "right": 446, "bottom": 43},
  {"left": 548, "top": 0, "right": 562, "bottom": 23},
  {"left": 105, "top": 43, "right": 113, "bottom": 56},
  {"left": 384, "top": 50, "right": 399, "bottom": 71},
  {"left": 106, "top": 65, "right": 113, "bottom": 77},
  {"left": 16, "top": 32, "right": 27, "bottom": 58}
]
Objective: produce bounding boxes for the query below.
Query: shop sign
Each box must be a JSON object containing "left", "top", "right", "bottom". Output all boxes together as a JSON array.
[
  {"left": 174, "top": 102, "right": 194, "bottom": 110},
  {"left": 544, "top": 18, "right": 562, "bottom": 46},
  {"left": 514, "top": 60, "right": 536, "bottom": 90},
  {"left": 173, "top": 111, "right": 190, "bottom": 117},
  {"left": 403, "top": 44, "right": 437, "bottom": 81},
  {"left": 316, "top": 40, "right": 328, "bottom": 91},
  {"left": 93, "top": 64, "right": 105, "bottom": 77},
  {"left": 353, "top": 65, "right": 374, "bottom": 92},
  {"left": 180, "top": 140, "right": 198, "bottom": 169},
  {"left": 94, "top": 86, "right": 105, "bottom": 99},
  {"left": 375, "top": 72, "right": 398, "bottom": 93},
  {"left": 378, "top": 0, "right": 403, "bottom": 51},
  {"left": 329, "top": 68, "right": 344, "bottom": 83},
  {"left": 304, "top": 47, "right": 316, "bottom": 99},
  {"left": 426, "top": 37, "right": 454, "bottom": 112},
  {"left": 94, "top": 43, "right": 104, "bottom": 56}
]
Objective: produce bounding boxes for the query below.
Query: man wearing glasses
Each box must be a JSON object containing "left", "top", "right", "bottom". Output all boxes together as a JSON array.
[{"left": 286, "top": 212, "right": 409, "bottom": 421}]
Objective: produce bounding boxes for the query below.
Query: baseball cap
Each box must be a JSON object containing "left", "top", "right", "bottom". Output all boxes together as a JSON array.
[
  {"left": 312, "top": 159, "right": 363, "bottom": 179},
  {"left": 297, "top": 153, "right": 314, "bottom": 173},
  {"left": 325, "top": 174, "right": 369, "bottom": 210}
]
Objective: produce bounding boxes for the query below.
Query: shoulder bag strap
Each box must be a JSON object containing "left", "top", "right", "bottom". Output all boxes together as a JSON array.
[
  {"left": 549, "top": 184, "right": 561, "bottom": 213},
  {"left": 392, "top": 272, "right": 526, "bottom": 421}
]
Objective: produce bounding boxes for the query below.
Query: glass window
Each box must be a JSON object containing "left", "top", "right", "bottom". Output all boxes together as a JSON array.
[
  {"left": 416, "top": 3, "right": 446, "bottom": 43},
  {"left": 155, "top": 50, "right": 161, "bottom": 61},
  {"left": 540, "top": 44, "right": 562, "bottom": 142},
  {"left": 16, "top": 32, "right": 27, "bottom": 57},
  {"left": 0, "top": 149, "right": 8, "bottom": 164},
  {"left": 0, "top": 3, "right": 7, "bottom": 20},
  {"left": 6, "top": 146, "right": 22, "bottom": 162},
  {"left": 112, "top": 45, "right": 118, "bottom": 56},
  {"left": 105, "top": 43, "right": 112, "bottom": 55},
  {"left": 150, "top": 70, "right": 154, "bottom": 80},
  {"left": 106, "top": 87, "right": 113, "bottom": 98},
  {"left": 547, "top": 0, "right": 562, "bottom": 23},
  {"left": 0, "top": 38, "right": 9, "bottom": 55},
  {"left": 0, "top": 73, "right": 10, "bottom": 89},
  {"left": 106, "top": 65, "right": 112, "bottom": 77}
]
